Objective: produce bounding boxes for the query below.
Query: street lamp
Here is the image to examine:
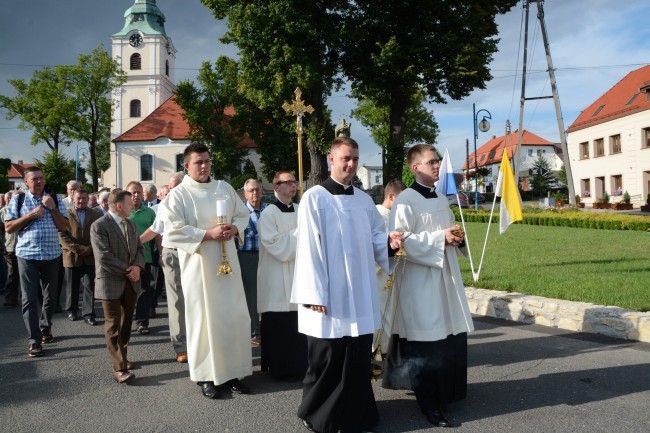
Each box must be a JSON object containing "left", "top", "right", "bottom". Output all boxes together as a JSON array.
[
  {"left": 75, "top": 143, "right": 88, "bottom": 182},
  {"left": 473, "top": 103, "right": 492, "bottom": 211}
]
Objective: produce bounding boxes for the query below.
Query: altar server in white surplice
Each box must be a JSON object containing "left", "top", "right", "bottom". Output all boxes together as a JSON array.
[
  {"left": 374, "top": 179, "right": 405, "bottom": 354},
  {"left": 161, "top": 143, "right": 253, "bottom": 400},
  {"left": 257, "top": 170, "right": 307, "bottom": 382},
  {"left": 383, "top": 143, "right": 473, "bottom": 428},
  {"left": 290, "top": 137, "right": 403, "bottom": 433}
]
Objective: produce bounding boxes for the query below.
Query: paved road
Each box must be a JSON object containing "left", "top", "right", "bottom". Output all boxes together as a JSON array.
[{"left": 1, "top": 302, "right": 648, "bottom": 433}]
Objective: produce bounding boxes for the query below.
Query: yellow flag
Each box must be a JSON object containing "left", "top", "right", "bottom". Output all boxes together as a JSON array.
[{"left": 495, "top": 149, "right": 523, "bottom": 234}]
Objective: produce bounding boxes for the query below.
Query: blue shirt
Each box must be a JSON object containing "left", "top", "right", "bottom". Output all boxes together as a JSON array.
[
  {"left": 236, "top": 201, "right": 267, "bottom": 252},
  {"left": 6, "top": 191, "right": 67, "bottom": 260}
]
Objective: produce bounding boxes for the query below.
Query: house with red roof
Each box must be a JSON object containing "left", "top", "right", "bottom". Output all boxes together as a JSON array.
[
  {"left": 102, "top": 0, "right": 259, "bottom": 189},
  {"left": 6, "top": 160, "right": 37, "bottom": 191},
  {"left": 566, "top": 65, "right": 650, "bottom": 207},
  {"left": 462, "top": 129, "right": 563, "bottom": 193}
]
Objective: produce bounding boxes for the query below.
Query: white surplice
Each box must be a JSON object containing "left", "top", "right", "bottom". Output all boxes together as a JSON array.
[
  {"left": 389, "top": 189, "right": 474, "bottom": 342},
  {"left": 374, "top": 204, "right": 392, "bottom": 351},
  {"left": 257, "top": 203, "right": 298, "bottom": 313},
  {"left": 161, "top": 176, "right": 252, "bottom": 384},
  {"left": 290, "top": 186, "right": 389, "bottom": 338}
]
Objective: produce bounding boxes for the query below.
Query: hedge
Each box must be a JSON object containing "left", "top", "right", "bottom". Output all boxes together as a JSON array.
[{"left": 451, "top": 208, "right": 650, "bottom": 231}]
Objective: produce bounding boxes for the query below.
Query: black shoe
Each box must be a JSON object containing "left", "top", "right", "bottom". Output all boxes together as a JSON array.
[
  {"left": 84, "top": 317, "right": 98, "bottom": 326},
  {"left": 28, "top": 343, "right": 43, "bottom": 358},
  {"left": 41, "top": 329, "right": 54, "bottom": 344},
  {"left": 228, "top": 378, "right": 251, "bottom": 394},
  {"left": 198, "top": 382, "right": 221, "bottom": 399},
  {"left": 67, "top": 311, "right": 79, "bottom": 321},
  {"left": 301, "top": 419, "right": 317, "bottom": 432},
  {"left": 424, "top": 408, "right": 451, "bottom": 427}
]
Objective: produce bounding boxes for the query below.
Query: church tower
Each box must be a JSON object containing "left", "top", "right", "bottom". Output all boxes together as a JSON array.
[{"left": 111, "top": 0, "right": 177, "bottom": 138}]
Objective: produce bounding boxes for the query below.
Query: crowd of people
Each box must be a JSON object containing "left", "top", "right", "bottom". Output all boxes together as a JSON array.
[{"left": 0, "top": 138, "right": 472, "bottom": 432}]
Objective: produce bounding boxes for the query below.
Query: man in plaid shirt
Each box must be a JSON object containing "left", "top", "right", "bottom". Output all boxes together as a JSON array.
[
  {"left": 236, "top": 179, "right": 267, "bottom": 345},
  {"left": 4, "top": 167, "right": 69, "bottom": 357}
]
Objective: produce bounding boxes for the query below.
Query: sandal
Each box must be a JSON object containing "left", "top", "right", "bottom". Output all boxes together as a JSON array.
[{"left": 137, "top": 325, "right": 150, "bottom": 335}]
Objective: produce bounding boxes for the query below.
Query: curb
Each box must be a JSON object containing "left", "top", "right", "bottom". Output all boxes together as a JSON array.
[{"left": 465, "top": 287, "right": 650, "bottom": 343}]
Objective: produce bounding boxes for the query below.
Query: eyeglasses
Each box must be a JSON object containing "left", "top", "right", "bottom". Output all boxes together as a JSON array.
[
  {"left": 245, "top": 188, "right": 261, "bottom": 193},
  {"left": 276, "top": 180, "right": 297, "bottom": 186},
  {"left": 418, "top": 159, "right": 441, "bottom": 166}
]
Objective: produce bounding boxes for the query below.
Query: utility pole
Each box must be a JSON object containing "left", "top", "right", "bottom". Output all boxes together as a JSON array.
[{"left": 514, "top": 0, "right": 576, "bottom": 205}]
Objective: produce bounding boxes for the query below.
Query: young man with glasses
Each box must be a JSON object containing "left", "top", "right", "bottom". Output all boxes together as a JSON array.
[{"left": 383, "top": 143, "right": 472, "bottom": 428}]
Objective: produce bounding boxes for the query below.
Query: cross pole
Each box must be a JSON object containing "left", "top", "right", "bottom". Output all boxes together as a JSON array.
[{"left": 282, "top": 87, "right": 314, "bottom": 198}]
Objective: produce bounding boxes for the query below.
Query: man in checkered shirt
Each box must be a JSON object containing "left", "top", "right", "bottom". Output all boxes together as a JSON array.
[{"left": 4, "top": 167, "right": 69, "bottom": 357}]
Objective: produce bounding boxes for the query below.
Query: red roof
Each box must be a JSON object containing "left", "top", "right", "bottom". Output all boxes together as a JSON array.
[
  {"left": 7, "top": 162, "right": 37, "bottom": 179},
  {"left": 114, "top": 96, "right": 256, "bottom": 149},
  {"left": 462, "top": 129, "right": 554, "bottom": 170},
  {"left": 567, "top": 65, "right": 650, "bottom": 133}
]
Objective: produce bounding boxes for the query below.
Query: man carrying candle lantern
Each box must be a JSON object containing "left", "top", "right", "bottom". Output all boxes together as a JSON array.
[{"left": 161, "top": 143, "right": 253, "bottom": 400}]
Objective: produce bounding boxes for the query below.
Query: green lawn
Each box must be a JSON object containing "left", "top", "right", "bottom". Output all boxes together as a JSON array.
[{"left": 458, "top": 222, "right": 650, "bottom": 312}]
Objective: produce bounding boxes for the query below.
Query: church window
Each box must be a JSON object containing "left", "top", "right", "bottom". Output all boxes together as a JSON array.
[
  {"left": 166, "top": 60, "right": 169, "bottom": 77},
  {"left": 130, "top": 53, "right": 141, "bottom": 70},
  {"left": 130, "top": 100, "right": 141, "bottom": 118},
  {"left": 175, "top": 154, "right": 184, "bottom": 173},
  {"left": 140, "top": 154, "right": 153, "bottom": 182}
]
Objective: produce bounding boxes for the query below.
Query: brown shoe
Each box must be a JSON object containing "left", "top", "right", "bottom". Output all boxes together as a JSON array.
[
  {"left": 126, "top": 360, "right": 135, "bottom": 370},
  {"left": 176, "top": 352, "right": 188, "bottom": 363},
  {"left": 114, "top": 370, "right": 135, "bottom": 384},
  {"left": 251, "top": 338, "right": 261, "bottom": 346}
]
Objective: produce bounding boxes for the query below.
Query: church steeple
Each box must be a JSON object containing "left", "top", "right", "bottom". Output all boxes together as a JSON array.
[
  {"left": 111, "top": 0, "right": 176, "bottom": 139},
  {"left": 113, "top": 0, "right": 169, "bottom": 38}
]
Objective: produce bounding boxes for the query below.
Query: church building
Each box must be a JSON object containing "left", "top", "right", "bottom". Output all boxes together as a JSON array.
[{"left": 102, "top": 0, "right": 260, "bottom": 189}]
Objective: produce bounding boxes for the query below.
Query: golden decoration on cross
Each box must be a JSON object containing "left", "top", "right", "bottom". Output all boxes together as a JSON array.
[{"left": 282, "top": 87, "right": 314, "bottom": 198}]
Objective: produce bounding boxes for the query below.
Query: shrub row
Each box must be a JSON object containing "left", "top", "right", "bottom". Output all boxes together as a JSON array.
[{"left": 451, "top": 208, "right": 650, "bottom": 231}]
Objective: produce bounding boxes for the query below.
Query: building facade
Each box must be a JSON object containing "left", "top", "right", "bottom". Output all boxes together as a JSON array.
[{"left": 567, "top": 65, "right": 650, "bottom": 207}]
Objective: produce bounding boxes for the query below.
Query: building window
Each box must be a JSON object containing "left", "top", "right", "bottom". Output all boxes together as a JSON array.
[
  {"left": 480, "top": 154, "right": 485, "bottom": 162},
  {"left": 579, "top": 142, "right": 589, "bottom": 159},
  {"left": 130, "top": 100, "right": 141, "bottom": 118},
  {"left": 140, "top": 154, "right": 153, "bottom": 182},
  {"left": 166, "top": 59, "right": 169, "bottom": 76},
  {"left": 594, "top": 138, "right": 605, "bottom": 157},
  {"left": 593, "top": 105, "right": 605, "bottom": 116},
  {"left": 488, "top": 151, "right": 496, "bottom": 160},
  {"left": 175, "top": 154, "right": 184, "bottom": 172},
  {"left": 580, "top": 179, "right": 590, "bottom": 197},
  {"left": 643, "top": 127, "right": 650, "bottom": 149},
  {"left": 609, "top": 134, "right": 621, "bottom": 154},
  {"left": 611, "top": 175, "right": 623, "bottom": 196},
  {"left": 130, "top": 53, "right": 141, "bottom": 70},
  {"left": 527, "top": 149, "right": 533, "bottom": 157},
  {"left": 537, "top": 149, "right": 542, "bottom": 156}
]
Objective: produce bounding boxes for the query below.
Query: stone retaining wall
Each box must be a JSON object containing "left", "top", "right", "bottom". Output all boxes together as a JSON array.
[{"left": 465, "top": 287, "right": 650, "bottom": 343}]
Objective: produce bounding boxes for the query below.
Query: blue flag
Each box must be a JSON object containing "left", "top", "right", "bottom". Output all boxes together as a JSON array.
[{"left": 436, "top": 148, "right": 457, "bottom": 195}]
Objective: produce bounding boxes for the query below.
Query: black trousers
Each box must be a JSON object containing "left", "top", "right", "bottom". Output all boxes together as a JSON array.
[
  {"left": 64, "top": 265, "right": 96, "bottom": 318},
  {"left": 3, "top": 251, "right": 20, "bottom": 304},
  {"left": 260, "top": 311, "right": 307, "bottom": 381},
  {"left": 298, "top": 334, "right": 378, "bottom": 433},
  {"left": 133, "top": 263, "right": 153, "bottom": 327}
]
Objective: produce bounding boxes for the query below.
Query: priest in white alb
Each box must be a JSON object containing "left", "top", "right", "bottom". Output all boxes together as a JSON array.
[
  {"left": 257, "top": 170, "right": 307, "bottom": 382},
  {"left": 383, "top": 143, "right": 473, "bottom": 428},
  {"left": 161, "top": 143, "right": 253, "bottom": 400},
  {"left": 291, "top": 137, "right": 403, "bottom": 433}
]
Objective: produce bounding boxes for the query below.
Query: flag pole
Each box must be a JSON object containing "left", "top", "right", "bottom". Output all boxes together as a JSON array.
[
  {"left": 455, "top": 193, "right": 476, "bottom": 279},
  {"left": 475, "top": 175, "right": 500, "bottom": 281}
]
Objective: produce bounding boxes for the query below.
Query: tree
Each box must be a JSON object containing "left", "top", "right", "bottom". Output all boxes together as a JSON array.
[
  {"left": 61, "top": 45, "right": 126, "bottom": 191},
  {"left": 34, "top": 151, "right": 85, "bottom": 195},
  {"left": 530, "top": 154, "right": 553, "bottom": 199},
  {"left": 0, "top": 159, "right": 11, "bottom": 192},
  {"left": 0, "top": 68, "right": 73, "bottom": 154},
  {"left": 174, "top": 57, "right": 248, "bottom": 179},
  {"left": 339, "top": 0, "right": 518, "bottom": 182},
  {"left": 202, "top": 0, "right": 344, "bottom": 186},
  {"left": 352, "top": 90, "right": 439, "bottom": 185}
]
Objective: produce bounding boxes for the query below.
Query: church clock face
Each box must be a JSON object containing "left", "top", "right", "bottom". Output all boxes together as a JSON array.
[{"left": 129, "top": 33, "right": 143, "bottom": 47}]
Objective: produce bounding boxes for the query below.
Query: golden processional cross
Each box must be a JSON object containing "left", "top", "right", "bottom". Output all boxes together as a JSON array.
[{"left": 282, "top": 87, "right": 314, "bottom": 198}]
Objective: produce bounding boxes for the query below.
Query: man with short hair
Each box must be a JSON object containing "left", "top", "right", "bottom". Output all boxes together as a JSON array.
[
  {"left": 63, "top": 180, "right": 80, "bottom": 210},
  {"left": 139, "top": 172, "right": 188, "bottom": 363},
  {"left": 125, "top": 181, "right": 156, "bottom": 335},
  {"left": 236, "top": 178, "right": 266, "bottom": 345},
  {"left": 1, "top": 191, "right": 21, "bottom": 307},
  {"left": 59, "top": 189, "right": 102, "bottom": 325},
  {"left": 98, "top": 191, "right": 110, "bottom": 215},
  {"left": 257, "top": 171, "right": 306, "bottom": 381},
  {"left": 5, "top": 167, "right": 69, "bottom": 357},
  {"left": 290, "top": 137, "right": 403, "bottom": 433},
  {"left": 162, "top": 143, "right": 253, "bottom": 399},
  {"left": 88, "top": 194, "right": 99, "bottom": 209},
  {"left": 383, "top": 144, "right": 473, "bottom": 428},
  {"left": 144, "top": 184, "right": 158, "bottom": 209},
  {"left": 91, "top": 189, "right": 144, "bottom": 383}
]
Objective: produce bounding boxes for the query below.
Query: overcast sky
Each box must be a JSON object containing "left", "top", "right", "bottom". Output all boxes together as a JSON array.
[{"left": 1, "top": 0, "right": 649, "bottom": 174}]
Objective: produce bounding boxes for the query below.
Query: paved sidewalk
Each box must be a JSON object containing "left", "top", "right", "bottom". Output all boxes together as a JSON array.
[{"left": 0, "top": 302, "right": 648, "bottom": 432}]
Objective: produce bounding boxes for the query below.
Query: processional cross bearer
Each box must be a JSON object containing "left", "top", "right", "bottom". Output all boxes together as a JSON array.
[{"left": 282, "top": 87, "right": 314, "bottom": 198}]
